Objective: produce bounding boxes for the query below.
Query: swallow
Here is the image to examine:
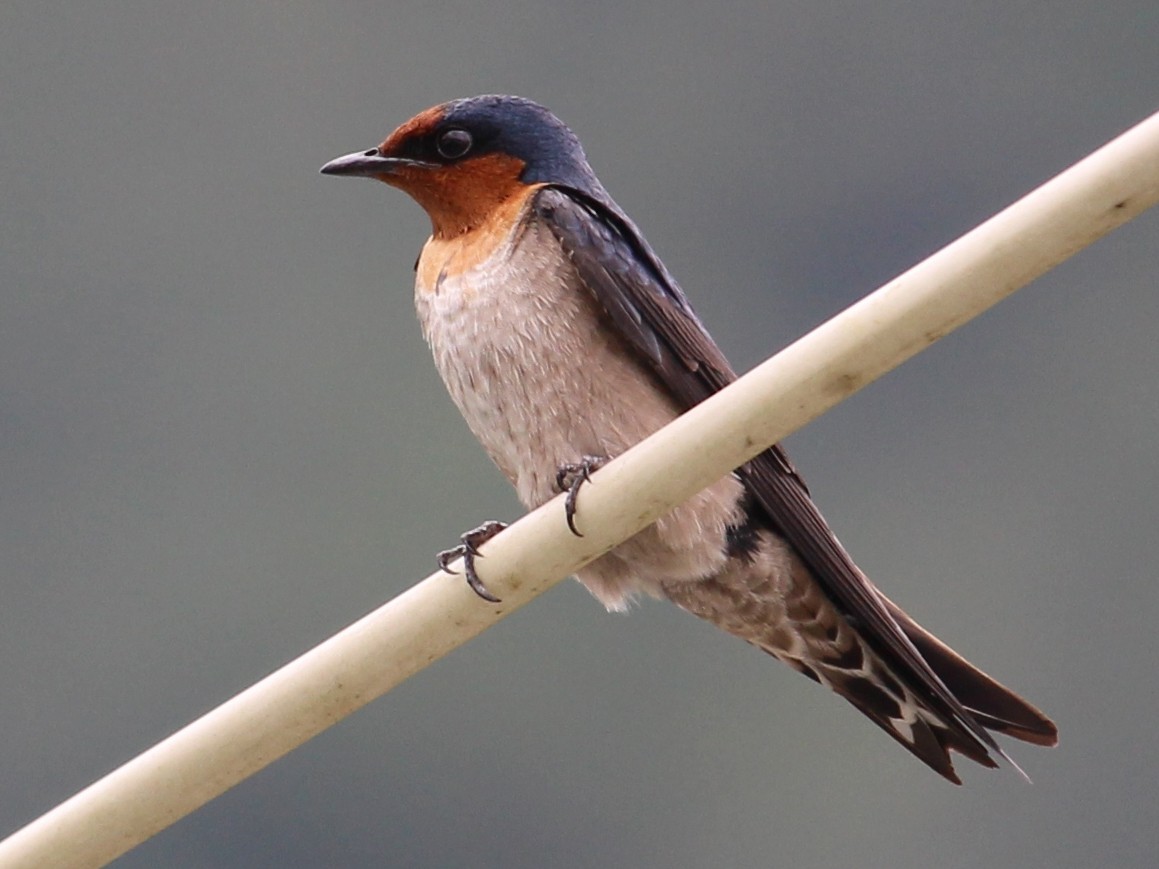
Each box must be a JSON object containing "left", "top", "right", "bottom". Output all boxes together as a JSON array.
[{"left": 321, "top": 95, "right": 1058, "bottom": 783}]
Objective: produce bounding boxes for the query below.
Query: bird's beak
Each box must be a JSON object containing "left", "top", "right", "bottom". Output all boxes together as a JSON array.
[{"left": 319, "top": 148, "right": 415, "bottom": 178}]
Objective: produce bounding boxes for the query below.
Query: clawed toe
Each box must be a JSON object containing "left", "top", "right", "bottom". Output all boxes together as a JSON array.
[
  {"left": 436, "top": 520, "right": 507, "bottom": 603},
  {"left": 555, "top": 455, "right": 609, "bottom": 537}
]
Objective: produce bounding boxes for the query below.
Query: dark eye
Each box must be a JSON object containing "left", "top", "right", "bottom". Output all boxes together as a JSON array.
[{"left": 436, "top": 128, "right": 473, "bottom": 160}]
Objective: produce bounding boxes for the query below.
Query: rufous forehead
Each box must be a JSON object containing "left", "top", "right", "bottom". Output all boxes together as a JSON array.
[{"left": 378, "top": 104, "right": 448, "bottom": 153}]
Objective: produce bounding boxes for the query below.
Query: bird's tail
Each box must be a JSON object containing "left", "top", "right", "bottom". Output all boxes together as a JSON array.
[{"left": 660, "top": 541, "right": 1057, "bottom": 783}]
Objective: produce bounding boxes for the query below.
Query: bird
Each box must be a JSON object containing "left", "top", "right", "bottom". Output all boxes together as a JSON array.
[{"left": 320, "top": 94, "right": 1057, "bottom": 783}]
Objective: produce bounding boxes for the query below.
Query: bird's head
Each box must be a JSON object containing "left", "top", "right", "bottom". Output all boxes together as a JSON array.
[{"left": 321, "top": 95, "right": 602, "bottom": 238}]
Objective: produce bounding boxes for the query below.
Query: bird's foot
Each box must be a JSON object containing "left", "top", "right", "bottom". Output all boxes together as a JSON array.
[
  {"left": 436, "top": 520, "right": 508, "bottom": 603},
  {"left": 554, "top": 455, "right": 609, "bottom": 537}
]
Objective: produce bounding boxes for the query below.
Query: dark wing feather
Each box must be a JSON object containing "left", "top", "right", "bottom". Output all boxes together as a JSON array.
[{"left": 532, "top": 185, "right": 1021, "bottom": 768}]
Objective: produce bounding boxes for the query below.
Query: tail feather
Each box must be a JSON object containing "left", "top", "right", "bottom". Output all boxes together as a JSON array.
[
  {"left": 813, "top": 654, "right": 996, "bottom": 785},
  {"left": 880, "top": 595, "right": 1059, "bottom": 748}
]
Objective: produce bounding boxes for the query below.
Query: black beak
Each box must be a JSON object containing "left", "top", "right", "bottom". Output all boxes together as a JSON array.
[{"left": 319, "top": 148, "right": 413, "bottom": 178}]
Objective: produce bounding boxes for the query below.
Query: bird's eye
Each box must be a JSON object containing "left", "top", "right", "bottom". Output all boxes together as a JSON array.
[{"left": 436, "top": 129, "right": 473, "bottom": 160}]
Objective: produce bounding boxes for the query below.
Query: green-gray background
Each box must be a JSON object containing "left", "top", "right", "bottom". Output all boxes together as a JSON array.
[{"left": 3, "top": 3, "right": 1157, "bottom": 867}]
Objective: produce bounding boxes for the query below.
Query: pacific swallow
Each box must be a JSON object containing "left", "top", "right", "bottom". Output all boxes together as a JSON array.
[{"left": 321, "top": 94, "right": 1057, "bottom": 783}]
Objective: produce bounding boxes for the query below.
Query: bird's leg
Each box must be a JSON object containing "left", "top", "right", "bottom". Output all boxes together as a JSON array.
[
  {"left": 554, "top": 454, "right": 609, "bottom": 537},
  {"left": 436, "top": 520, "right": 508, "bottom": 603}
]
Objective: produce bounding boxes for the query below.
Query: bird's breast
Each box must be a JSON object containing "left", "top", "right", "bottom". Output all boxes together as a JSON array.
[
  {"left": 414, "top": 204, "right": 686, "bottom": 509},
  {"left": 414, "top": 198, "right": 748, "bottom": 607}
]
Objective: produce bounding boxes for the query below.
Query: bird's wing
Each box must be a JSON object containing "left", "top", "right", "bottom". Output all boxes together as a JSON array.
[{"left": 532, "top": 184, "right": 1016, "bottom": 766}]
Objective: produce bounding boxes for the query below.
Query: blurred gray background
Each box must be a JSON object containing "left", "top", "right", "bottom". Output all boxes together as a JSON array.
[{"left": 3, "top": 3, "right": 1157, "bottom": 867}]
